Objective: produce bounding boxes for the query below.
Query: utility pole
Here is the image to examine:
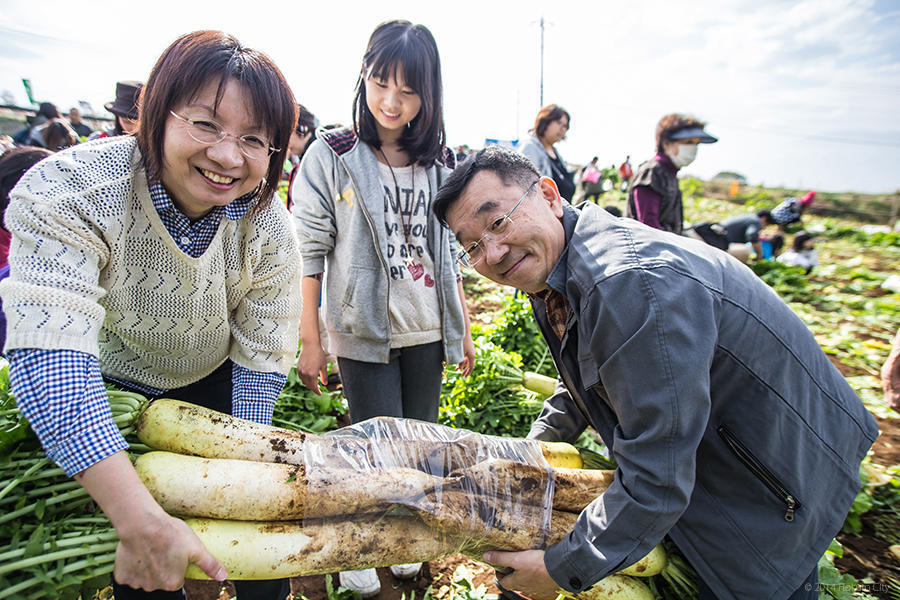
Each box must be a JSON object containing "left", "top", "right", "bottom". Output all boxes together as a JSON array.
[{"left": 539, "top": 17, "right": 545, "bottom": 107}]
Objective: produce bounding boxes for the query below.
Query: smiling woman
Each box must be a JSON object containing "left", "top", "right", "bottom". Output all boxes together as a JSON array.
[{"left": 0, "top": 30, "right": 300, "bottom": 599}]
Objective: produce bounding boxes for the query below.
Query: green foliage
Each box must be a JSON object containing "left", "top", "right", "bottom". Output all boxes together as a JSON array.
[
  {"left": 273, "top": 365, "right": 347, "bottom": 433},
  {"left": 440, "top": 338, "right": 543, "bottom": 438},
  {"left": 322, "top": 572, "right": 364, "bottom": 600},
  {"left": 712, "top": 171, "right": 747, "bottom": 183},
  {"left": 841, "top": 489, "right": 874, "bottom": 535},
  {"left": 816, "top": 540, "right": 880, "bottom": 599},
  {"left": 749, "top": 260, "right": 812, "bottom": 302},
  {"left": 481, "top": 294, "right": 556, "bottom": 377},
  {"left": 819, "top": 222, "right": 900, "bottom": 247},
  {"left": 679, "top": 177, "right": 704, "bottom": 201},
  {"left": 438, "top": 564, "right": 493, "bottom": 600},
  {"left": 0, "top": 363, "right": 34, "bottom": 455}
]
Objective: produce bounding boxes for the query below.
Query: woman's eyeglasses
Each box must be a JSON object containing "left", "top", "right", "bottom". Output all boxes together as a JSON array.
[{"left": 169, "top": 111, "right": 279, "bottom": 161}]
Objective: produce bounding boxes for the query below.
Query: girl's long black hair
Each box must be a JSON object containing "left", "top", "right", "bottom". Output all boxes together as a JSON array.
[{"left": 352, "top": 20, "right": 446, "bottom": 166}]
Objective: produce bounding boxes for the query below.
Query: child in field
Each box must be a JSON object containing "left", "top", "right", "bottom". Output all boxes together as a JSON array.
[
  {"left": 777, "top": 231, "right": 819, "bottom": 274},
  {"left": 291, "top": 20, "right": 475, "bottom": 597}
]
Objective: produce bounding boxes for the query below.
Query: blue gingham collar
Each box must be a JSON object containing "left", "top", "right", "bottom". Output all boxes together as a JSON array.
[{"left": 148, "top": 181, "right": 256, "bottom": 222}]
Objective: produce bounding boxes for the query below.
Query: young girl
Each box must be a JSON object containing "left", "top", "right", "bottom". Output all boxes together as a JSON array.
[{"left": 291, "top": 20, "right": 475, "bottom": 596}]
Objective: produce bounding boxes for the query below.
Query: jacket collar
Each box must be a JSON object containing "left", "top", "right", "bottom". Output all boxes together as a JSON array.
[{"left": 544, "top": 202, "right": 580, "bottom": 295}]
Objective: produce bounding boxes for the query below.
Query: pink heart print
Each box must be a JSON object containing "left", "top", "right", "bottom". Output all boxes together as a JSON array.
[
  {"left": 408, "top": 262, "right": 424, "bottom": 281},
  {"left": 424, "top": 274, "right": 435, "bottom": 287}
]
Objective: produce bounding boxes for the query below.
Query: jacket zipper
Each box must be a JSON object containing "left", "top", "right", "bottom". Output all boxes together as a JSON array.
[
  {"left": 338, "top": 155, "right": 392, "bottom": 353},
  {"left": 717, "top": 425, "right": 800, "bottom": 522}
]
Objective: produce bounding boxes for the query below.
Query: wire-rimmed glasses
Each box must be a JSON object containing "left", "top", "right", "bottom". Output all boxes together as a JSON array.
[
  {"left": 456, "top": 180, "right": 538, "bottom": 268},
  {"left": 169, "top": 111, "right": 279, "bottom": 161}
]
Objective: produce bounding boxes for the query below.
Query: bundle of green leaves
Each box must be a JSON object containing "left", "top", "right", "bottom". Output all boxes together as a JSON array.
[
  {"left": 273, "top": 365, "right": 347, "bottom": 434},
  {"left": 439, "top": 337, "right": 543, "bottom": 438},
  {"left": 480, "top": 294, "right": 557, "bottom": 378}
]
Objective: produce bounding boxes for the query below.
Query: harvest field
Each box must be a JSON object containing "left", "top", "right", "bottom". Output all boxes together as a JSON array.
[{"left": 1, "top": 178, "right": 898, "bottom": 599}]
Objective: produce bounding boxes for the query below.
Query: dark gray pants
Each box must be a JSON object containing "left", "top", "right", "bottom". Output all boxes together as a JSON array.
[{"left": 338, "top": 341, "right": 444, "bottom": 424}]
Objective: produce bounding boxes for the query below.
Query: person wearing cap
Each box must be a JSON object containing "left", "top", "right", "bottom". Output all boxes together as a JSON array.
[
  {"left": 625, "top": 114, "right": 717, "bottom": 234},
  {"left": 90, "top": 81, "right": 143, "bottom": 140},
  {"left": 432, "top": 145, "right": 878, "bottom": 600},
  {"left": 771, "top": 191, "right": 816, "bottom": 229}
]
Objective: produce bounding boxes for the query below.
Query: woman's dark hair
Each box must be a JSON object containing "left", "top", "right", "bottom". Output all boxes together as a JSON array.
[
  {"left": 352, "top": 20, "right": 445, "bottom": 165},
  {"left": 655, "top": 113, "right": 706, "bottom": 154},
  {"left": 532, "top": 104, "right": 570, "bottom": 140},
  {"left": 113, "top": 115, "right": 127, "bottom": 136},
  {"left": 137, "top": 30, "right": 297, "bottom": 210},
  {"left": 793, "top": 232, "right": 813, "bottom": 252},
  {"left": 38, "top": 102, "right": 60, "bottom": 120},
  {"left": 296, "top": 104, "right": 317, "bottom": 136},
  {"left": 294, "top": 104, "right": 318, "bottom": 161},
  {"left": 0, "top": 146, "right": 53, "bottom": 230},
  {"left": 42, "top": 120, "right": 77, "bottom": 151}
]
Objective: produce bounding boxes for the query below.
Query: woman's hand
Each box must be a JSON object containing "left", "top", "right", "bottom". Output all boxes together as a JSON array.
[
  {"left": 456, "top": 279, "right": 476, "bottom": 377},
  {"left": 76, "top": 452, "right": 226, "bottom": 591},
  {"left": 483, "top": 550, "right": 560, "bottom": 600},
  {"left": 297, "top": 342, "right": 329, "bottom": 395},
  {"left": 114, "top": 508, "right": 225, "bottom": 590}
]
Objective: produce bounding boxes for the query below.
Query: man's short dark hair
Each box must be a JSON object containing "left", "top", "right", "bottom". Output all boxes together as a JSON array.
[
  {"left": 757, "top": 209, "right": 773, "bottom": 224},
  {"left": 434, "top": 145, "right": 539, "bottom": 226}
]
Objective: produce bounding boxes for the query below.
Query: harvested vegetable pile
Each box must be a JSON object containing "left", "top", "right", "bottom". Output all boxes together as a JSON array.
[
  {"left": 0, "top": 364, "right": 148, "bottom": 600},
  {"left": 133, "top": 398, "right": 682, "bottom": 597}
]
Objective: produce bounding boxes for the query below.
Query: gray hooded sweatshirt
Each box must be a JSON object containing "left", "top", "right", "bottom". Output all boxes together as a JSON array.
[{"left": 291, "top": 127, "right": 465, "bottom": 365}]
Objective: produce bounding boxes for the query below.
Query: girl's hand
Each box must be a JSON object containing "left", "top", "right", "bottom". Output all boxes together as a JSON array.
[
  {"left": 483, "top": 550, "right": 560, "bottom": 600},
  {"left": 297, "top": 343, "right": 329, "bottom": 395},
  {"left": 458, "top": 333, "right": 476, "bottom": 377}
]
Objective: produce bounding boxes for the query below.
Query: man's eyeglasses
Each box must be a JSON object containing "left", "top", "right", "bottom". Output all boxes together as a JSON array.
[
  {"left": 456, "top": 180, "right": 538, "bottom": 268},
  {"left": 169, "top": 111, "right": 279, "bottom": 161}
]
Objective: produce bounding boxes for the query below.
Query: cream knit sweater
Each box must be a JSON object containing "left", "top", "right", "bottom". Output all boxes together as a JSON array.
[{"left": 0, "top": 136, "right": 301, "bottom": 389}]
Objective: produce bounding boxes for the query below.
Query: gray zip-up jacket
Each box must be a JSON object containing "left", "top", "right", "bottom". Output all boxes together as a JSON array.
[
  {"left": 528, "top": 203, "right": 878, "bottom": 599},
  {"left": 291, "top": 127, "right": 465, "bottom": 365}
]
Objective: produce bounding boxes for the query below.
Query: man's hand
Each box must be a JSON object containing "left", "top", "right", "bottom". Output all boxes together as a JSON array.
[
  {"left": 483, "top": 550, "right": 561, "bottom": 600},
  {"left": 882, "top": 329, "right": 900, "bottom": 411},
  {"left": 297, "top": 342, "right": 328, "bottom": 395}
]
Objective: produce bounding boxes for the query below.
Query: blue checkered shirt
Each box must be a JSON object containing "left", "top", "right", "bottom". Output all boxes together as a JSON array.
[{"left": 8, "top": 183, "right": 286, "bottom": 476}]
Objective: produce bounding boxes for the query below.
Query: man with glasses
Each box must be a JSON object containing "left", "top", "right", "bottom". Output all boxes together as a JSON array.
[{"left": 433, "top": 146, "right": 877, "bottom": 600}]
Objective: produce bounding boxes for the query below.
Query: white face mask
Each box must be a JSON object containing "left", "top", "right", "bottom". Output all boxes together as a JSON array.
[{"left": 667, "top": 143, "right": 698, "bottom": 168}]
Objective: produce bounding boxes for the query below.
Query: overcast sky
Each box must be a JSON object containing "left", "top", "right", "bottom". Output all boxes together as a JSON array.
[{"left": 1, "top": 0, "right": 898, "bottom": 193}]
